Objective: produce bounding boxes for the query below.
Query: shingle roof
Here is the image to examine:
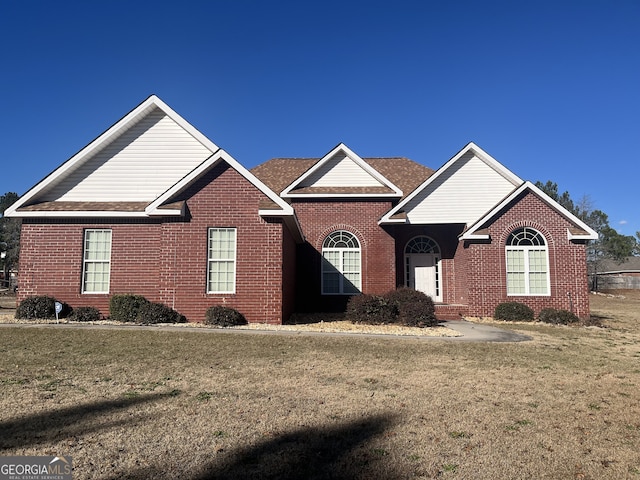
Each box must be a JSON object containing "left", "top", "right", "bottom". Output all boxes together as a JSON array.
[
  {"left": 251, "top": 157, "right": 434, "bottom": 199},
  {"left": 18, "top": 201, "right": 151, "bottom": 212}
]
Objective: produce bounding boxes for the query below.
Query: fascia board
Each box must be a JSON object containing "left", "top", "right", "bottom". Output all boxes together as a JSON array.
[
  {"left": 377, "top": 217, "right": 406, "bottom": 225},
  {"left": 380, "top": 142, "right": 522, "bottom": 224},
  {"left": 5, "top": 95, "right": 219, "bottom": 217},
  {"left": 461, "top": 234, "right": 490, "bottom": 240},
  {"left": 567, "top": 229, "right": 597, "bottom": 241},
  {"left": 284, "top": 193, "right": 402, "bottom": 199},
  {"left": 281, "top": 142, "right": 402, "bottom": 197}
]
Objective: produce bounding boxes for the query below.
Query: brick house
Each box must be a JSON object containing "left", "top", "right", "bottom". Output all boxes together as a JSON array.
[{"left": 5, "top": 95, "right": 597, "bottom": 322}]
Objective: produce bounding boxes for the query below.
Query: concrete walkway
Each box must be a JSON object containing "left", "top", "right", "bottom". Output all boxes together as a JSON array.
[
  {"left": 0, "top": 319, "right": 531, "bottom": 342},
  {"left": 441, "top": 320, "right": 531, "bottom": 342}
]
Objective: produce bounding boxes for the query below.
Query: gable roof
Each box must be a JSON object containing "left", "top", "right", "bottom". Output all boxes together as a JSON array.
[
  {"left": 379, "top": 142, "right": 523, "bottom": 225},
  {"left": 5, "top": 96, "right": 296, "bottom": 225},
  {"left": 460, "top": 181, "right": 598, "bottom": 241},
  {"left": 251, "top": 151, "right": 433, "bottom": 201},
  {"left": 278, "top": 143, "right": 404, "bottom": 198}
]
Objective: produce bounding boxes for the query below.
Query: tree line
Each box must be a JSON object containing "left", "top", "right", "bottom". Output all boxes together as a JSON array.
[
  {"left": 535, "top": 181, "right": 638, "bottom": 289},
  {"left": 0, "top": 192, "right": 20, "bottom": 288}
]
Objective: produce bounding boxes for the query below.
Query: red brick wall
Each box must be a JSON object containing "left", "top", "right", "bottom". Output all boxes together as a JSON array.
[
  {"left": 18, "top": 220, "right": 163, "bottom": 315},
  {"left": 293, "top": 199, "right": 396, "bottom": 311},
  {"left": 281, "top": 223, "right": 297, "bottom": 322},
  {"left": 18, "top": 163, "right": 289, "bottom": 324},
  {"left": 464, "top": 191, "right": 591, "bottom": 318}
]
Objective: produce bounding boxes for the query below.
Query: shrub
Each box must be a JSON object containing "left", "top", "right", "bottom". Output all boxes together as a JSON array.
[
  {"left": 347, "top": 294, "right": 399, "bottom": 325},
  {"left": 109, "top": 294, "right": 150, "bottom": 322},
  {"left": 140, "top": 302, "right": 187, "bottom": 324},
  {"left": 538, "top": 308, "right": 579, "bottom": 325},
  {"left": 385, "top": 287, "right": 438, "bottom": 327},
  {"left": 494, "top": 302, "right": 535, "bottom": 321},
  {"left": 204, "top": 306, "right": 247, "bottom": 327},
  {"left": 69, "top": 306, "right": 102, "bottom": 322},
  {"left": 16, "top": 296, "right": 70, "bottom": 319}
]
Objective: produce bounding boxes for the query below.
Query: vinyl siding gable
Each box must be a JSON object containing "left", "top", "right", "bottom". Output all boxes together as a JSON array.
[
  {"left": 301, "top": 153, "right": 386, "bottom": 188},
  {"left": 404, "top": 151, "right": 517, "bottom": 225},
  {"left": 40, "top": 107, "right": 214, "bottom": 202}
]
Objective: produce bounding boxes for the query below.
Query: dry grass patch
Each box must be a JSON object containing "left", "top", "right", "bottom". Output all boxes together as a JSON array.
[{"left": 0, "top": 292, "right": 639, "bottom": 478}]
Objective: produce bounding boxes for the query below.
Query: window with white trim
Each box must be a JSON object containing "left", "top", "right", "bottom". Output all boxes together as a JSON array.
[
  {"left": 322, "top": 231, "right": 361, "bottom": 295},
  {"left": 82, "top": 229, "right": 112, "bottom": 293},
  {"left": 207, "top": 228, "right": 237, "bottom": 293},
  {"left": 506, "top": 227, "right": 549, "bottom": 295}
]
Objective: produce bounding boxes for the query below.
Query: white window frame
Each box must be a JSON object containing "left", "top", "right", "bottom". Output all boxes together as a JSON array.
[
  {"left": 321, "top": 230, "right": 361, "bottom": 295},
  {"left": 82, "top": 229, "right": 112, "bottom": 294},
  {"left": 505, "top": 227, "right": 550, "bottom": 296},
  {"left": 207, "top": 227, "right": 237, "bottom": 294}
]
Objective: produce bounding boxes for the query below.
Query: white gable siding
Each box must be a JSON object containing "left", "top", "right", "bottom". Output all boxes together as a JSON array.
[
  {"left": 41, "top": 108, "right": 214, "bottom": 202},
  {"left": 405, "top": 152, "right": 517, "bottom": 225},
  {"left": 301, "top": 154, "right": 385, "bottom": 188}
]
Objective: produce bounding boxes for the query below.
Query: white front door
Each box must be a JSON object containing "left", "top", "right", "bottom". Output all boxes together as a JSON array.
[{"left": 408, "top": 254, "right": 441, "bottom": 302}]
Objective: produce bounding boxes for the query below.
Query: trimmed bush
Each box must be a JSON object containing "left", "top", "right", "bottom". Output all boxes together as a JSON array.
[
  {"left": 385, "top": 287, "right": 438, "bottom": 327},
  {"left": 494, "top": 302, "right": 535, "bottom": 321},
  {"left": 69, "top": 306, "right": 102, "bottom": 322},
  {"left": 16, "top": 296, "right": 70, "bottom": 319},
  {"left": 204, "top": 306, "right": 247, "bottom": 327},
  {"left": 109, "top": 294, "right": 150, "bottom": 323},
  {"left": 347, "top": 294, "right": 399, "bottom": 325},
  {"left": 140, "top": 302, "right": 187, "bottom": 324},
  {"left": 538, "top": 308, "right": 579, "bottom": 325}
]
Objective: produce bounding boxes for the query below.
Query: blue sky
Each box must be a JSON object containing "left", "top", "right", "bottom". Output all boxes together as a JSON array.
[{"left": 1, "top": 1, "right": 638, "bottom": 235}]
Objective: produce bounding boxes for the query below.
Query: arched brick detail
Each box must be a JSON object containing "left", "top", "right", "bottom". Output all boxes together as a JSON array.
[{"left": 315, "top": 225, "right": 366, "bottom": 251}]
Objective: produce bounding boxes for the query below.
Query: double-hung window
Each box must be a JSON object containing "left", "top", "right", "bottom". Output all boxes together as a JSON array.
[
  {"left": 322, "top": 231, "right": 361, "bottom": 295},
  {"left": 207, "top": 228, "right": 236, "bottom": 293},
  {"left": 82, "top": 229, "right": 112, "bottom": 293},
  {"left": 506, "top": 227, "right": 549, "bottom": 295}
]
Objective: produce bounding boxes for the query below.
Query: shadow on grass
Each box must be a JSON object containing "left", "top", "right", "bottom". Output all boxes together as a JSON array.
[
  {"left": 113, "top": 413, "right": 402, "bottom": 480},
  {"left": 0, "top": 392, "right": 175, "bottom": 450}
]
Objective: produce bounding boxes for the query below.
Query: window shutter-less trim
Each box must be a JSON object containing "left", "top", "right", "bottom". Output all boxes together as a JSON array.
[
  {"left": 505, "top": 227, "right": 550, "bottom": 296},
  {"left": 321, "top": 231, "right": 361, "bottom": 295},
  {"left": 82, "top": 229, "right": 112, "bottom": 293},
  {"left": 207, "top": 228, "right": 237, "bottom": 294}
]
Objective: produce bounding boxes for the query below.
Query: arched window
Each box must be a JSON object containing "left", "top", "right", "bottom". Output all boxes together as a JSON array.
[
  {"left": 505, "top": 227, "right": 549, "bottom": 295},
  {"left": 322, "top": 231, "right": 361, "bottom": 295},
  {"left": 405, "top": 236, "right": 440, "bottom": 255}
]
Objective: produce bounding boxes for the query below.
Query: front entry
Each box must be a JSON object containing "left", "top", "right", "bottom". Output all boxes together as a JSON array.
[
  {"left": 408, "top": 254, "right": 441, "bottom": 302},
  {"left": 405, "top": 236, "right": 442, "bottom": 302}
]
